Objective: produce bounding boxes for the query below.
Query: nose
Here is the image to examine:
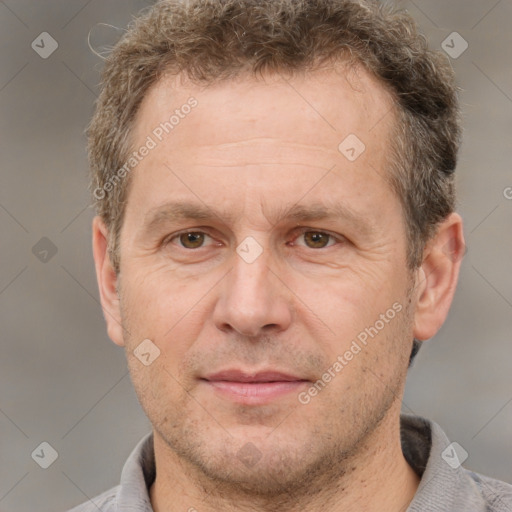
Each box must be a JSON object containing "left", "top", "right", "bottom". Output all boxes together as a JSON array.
[{"left": 212, "top": 242, "right": 293, "bottom": 338}]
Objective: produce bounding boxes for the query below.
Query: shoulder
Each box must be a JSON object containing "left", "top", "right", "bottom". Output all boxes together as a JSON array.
[
  {"left": 401, "top": 414, "right": 512, "bottom": 511},
  {"left": 64, "top": 485, "right": 119, "bottom": 512},
  {"left": 464, "top": 468, "right": 512, "bottom": 511}
]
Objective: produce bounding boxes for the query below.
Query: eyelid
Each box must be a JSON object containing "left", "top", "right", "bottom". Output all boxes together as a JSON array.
[
  {"left": 163, "top": 228, "right": 218, "bottom": 248},
  {"left": 289, "top": 227, "right": 344, "bottom": 247},
  {"left": 162, "top": 226, "right": 344, "bottom": 249}
]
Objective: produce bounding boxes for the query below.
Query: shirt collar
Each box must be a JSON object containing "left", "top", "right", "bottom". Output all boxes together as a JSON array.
[
  {"left": 402, "top": 413, "right": 487, "bottom": 511},
  {"left": 117, "top": 431, "right": 155, "bottom": 511}
]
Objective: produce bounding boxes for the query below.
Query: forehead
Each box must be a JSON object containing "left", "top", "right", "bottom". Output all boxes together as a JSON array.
[
  {"left": 133, "top": 62, "right": 396, "bottom": 154},
  {"left": 124, "top": 63, "right": 400, "bottom": 235}
]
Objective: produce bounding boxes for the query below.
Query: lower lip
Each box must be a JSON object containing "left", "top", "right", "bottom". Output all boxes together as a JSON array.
[{"left": 202, "top": 380, "right": 308, "bottom": 404}]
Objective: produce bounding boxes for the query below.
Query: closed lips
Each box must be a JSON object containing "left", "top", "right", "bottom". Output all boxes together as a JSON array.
[{"left": 202, "top": 370, "right": 308, "bottom": 382}]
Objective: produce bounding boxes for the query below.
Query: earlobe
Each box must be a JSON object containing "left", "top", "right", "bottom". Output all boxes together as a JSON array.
[
  {"left": 92, "top": 216, "right": 125, "bottom": 347},
  {"left": 413, "top": 213, "right": 465, "bottom": 341}
]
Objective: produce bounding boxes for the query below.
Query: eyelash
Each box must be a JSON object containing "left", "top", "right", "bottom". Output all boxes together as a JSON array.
[{"left": 162, "top": 228, "right": 344, "bottom": 250}]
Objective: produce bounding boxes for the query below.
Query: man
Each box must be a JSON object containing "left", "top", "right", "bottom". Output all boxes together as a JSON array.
[{"left": 68, "top": 0, "right": 512, "bottom": 510}]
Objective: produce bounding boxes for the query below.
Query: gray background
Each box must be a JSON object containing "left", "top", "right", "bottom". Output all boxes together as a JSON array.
[{"left": 0, "top": 1, "right": 511, "bottom": 510}]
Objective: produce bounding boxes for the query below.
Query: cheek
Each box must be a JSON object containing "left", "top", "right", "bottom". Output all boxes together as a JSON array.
[
  {"left": 122, "top": 266, "right": 191, "bottom": 327},
  {"left": 120, "top": 266, "right": 212, "bottom": 365},
  {"left": 126, "top": 353, "right": 185, "bottom": 429},
  {"left": 293, "top": 269, "right": 411, "bottom": 382},
  {"left": 315, "top": 298, "right": 411, "bottom": 403},
  {"left": 292, "top": 263, "right": 399, "bottom": 327}
]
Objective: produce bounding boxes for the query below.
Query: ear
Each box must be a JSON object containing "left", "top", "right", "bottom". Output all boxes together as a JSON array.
[
  {"left": 92, "top": 216, "right": 125, "bottom": 347},
  {"left": 413, "top": 212, "right": 465, "bottom": 341}
]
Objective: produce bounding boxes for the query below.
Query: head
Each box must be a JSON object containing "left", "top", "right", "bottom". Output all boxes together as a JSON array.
[{"left": 91, "top": 0, "right": 465, "bottom": 500}]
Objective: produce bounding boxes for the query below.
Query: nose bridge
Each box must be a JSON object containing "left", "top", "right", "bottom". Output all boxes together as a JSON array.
[
  {"left": 213, "top": 237, "right": 292, "bottom": 337},
  {"left": 232, "top": 242, "right": 271, "bottom": 301}
]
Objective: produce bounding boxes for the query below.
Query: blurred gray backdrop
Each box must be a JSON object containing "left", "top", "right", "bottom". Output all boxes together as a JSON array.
[{"left": 0, "top": 1, "right": 511, "bottom": 510}]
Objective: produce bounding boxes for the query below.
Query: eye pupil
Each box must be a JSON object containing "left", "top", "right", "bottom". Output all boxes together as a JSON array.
[
  {"left": 304, "top": 231, "right": 329, "bottom": 248},
  {"left": 180, "top": 232, "right": 205, "bottom": 248}
]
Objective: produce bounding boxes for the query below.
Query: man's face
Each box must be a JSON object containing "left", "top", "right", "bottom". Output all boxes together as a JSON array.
[{"left": 113, "top": 66, "right": 416, "bottom": 492}]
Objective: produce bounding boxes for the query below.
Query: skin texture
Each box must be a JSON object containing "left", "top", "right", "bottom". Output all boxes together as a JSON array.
[{"left": 93, "top": 64, "right": 465, "bottom": 512}]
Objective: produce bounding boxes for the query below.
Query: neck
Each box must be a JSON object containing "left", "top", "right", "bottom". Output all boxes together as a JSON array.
[{"left": 149, "top": 409, "right": 420, "bottom": 512}]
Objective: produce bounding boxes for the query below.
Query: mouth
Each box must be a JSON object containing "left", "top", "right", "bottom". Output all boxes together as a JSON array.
[{"left": 200, "top": 369, "right": 310, "bottom": 404}]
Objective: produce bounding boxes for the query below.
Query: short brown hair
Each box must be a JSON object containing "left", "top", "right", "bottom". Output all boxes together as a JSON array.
[{"left": 88, "top": 0, "right": 461, "bottom": 275}]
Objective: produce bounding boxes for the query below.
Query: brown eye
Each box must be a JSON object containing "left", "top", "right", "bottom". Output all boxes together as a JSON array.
[
  {"left": 302, "top": 231, "right": 333, "bottom": 249},
  {"left": 178, "top": 232, "right": 206, "bottom": 249}
]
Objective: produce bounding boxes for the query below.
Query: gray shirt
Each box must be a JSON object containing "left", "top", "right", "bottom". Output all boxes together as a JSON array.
[{"left": 66, "top": 414, "right": 512, "bottom": 511}]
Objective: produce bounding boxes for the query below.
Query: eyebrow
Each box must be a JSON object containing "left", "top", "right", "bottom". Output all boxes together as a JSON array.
[
  {"left": 141, "top": 200, "right": 376, "bottom": 237},
  {"left": 267, "top": 202, "right": 376, "bottom": 236}
]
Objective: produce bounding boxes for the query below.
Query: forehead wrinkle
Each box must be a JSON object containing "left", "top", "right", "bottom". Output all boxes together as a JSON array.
[
  {"left": 187, "top": 137, "right": 339, "bottom": 151},
  {"left": 177, "top": 140, "right": 341, "bottom": 167}
]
